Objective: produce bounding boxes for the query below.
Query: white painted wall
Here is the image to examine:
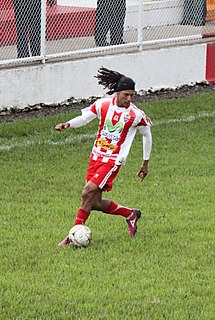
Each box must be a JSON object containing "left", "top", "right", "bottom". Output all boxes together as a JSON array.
[{"left": 0, "top": 43, "right": 207, "bottom": 109}]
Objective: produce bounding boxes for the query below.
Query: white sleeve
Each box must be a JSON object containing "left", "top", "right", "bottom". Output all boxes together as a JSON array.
[
  {"left": 138, "top": 126, "right": 152, "bottom": 160},
  {"left": 66, "top": 110, "right": 97, "bottom": 128}
]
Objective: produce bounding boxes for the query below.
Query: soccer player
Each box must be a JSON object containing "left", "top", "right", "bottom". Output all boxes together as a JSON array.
[{"left": 55, "top": 67, "right": 152, "bottom": 246}]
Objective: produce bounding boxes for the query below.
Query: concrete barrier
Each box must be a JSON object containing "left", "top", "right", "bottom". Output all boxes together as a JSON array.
[{"left": 1, "top": 41, "right": 214, "bottom": 110}]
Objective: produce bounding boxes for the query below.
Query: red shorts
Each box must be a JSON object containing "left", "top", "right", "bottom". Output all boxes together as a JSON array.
[{"left": 86, "top": 155, "right": 121, "bottom": 192}]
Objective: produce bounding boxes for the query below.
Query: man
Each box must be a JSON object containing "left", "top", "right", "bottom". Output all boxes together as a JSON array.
[
  {"left": 12, "top": 0, "right": 56, "bottom": 58},
  {"left": 181, "top": 0, "right": 206, "bottom": 26},
  {"left": 55, "top": 67, "right": 152, "bottom": 246},
  {"left": 94, "top": 0, "right": 126, "bottom": 46}
]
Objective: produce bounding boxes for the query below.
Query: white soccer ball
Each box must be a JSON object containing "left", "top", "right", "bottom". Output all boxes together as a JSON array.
[{"left": 68, "top": 224, "right": 92, "bottom": 248}]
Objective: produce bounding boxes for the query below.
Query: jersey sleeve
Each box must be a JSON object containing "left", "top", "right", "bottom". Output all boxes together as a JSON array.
[
  {"left": 80, "top": 103, "right": 98, "bottom": 122},
  {"left": 138, "top": 126, "right": 152, "bottom": 160},
  {"left": 137, "top": 111, "right": 153, "bottom": 127},
  {"left": 82, "top": 102, "right": 98, "bottom": 116},
  {"left": 66, "top": 104, "right": 97, "bottom": 128}
]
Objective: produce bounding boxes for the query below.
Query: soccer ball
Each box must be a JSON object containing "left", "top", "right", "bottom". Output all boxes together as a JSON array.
[{"left": 68, "top": 224, "right": 92, "bottom": 248}]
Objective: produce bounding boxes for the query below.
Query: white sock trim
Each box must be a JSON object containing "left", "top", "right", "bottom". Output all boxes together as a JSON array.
[{"left": 126, "top": 211, "right": 134, "bottom": 220}]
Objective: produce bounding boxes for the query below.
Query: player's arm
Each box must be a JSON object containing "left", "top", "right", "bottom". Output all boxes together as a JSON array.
[
  {"left": 137, "top": 126, "right": 152, "bottom": 181},
  {"left": 55, "top": 109, "right": 97, "bottom": 132}
]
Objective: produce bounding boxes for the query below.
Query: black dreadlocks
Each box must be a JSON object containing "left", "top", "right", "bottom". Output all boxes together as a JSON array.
[{"left": 95, "top": 67, "right": 135, "bottom": 95}]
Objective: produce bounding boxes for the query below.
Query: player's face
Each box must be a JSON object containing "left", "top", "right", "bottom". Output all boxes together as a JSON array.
[{"left": 116, "top": 90, "right": 135, "bottom": 108}]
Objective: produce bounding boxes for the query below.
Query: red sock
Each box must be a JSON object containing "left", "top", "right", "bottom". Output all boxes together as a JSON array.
[
  {"left": 74, "top": 208, "right": 90, "bottom": 225},
  {"left": 104, "top": 201, "right": 133, "bottom": 218}
]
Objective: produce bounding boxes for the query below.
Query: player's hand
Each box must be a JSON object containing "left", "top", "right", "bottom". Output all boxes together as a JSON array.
[
  {"left": 54, "top": 123, "right": 70, "bottom": 131},
  {"left": 136, "top": 160, "right": 149, "bottom": 182}
]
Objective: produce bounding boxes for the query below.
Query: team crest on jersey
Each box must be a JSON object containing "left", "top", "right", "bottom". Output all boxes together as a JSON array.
[
  {"left": 124, "top": 113, "right": 130, "bottom": 123},
  {"left": 111, "top": 111, "right": 122, "bottom": 126}
]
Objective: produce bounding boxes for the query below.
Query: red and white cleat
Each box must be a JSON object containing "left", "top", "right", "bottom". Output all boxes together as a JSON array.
[
  {"left": 58, "top": 236, "right": 70, "bottom": 246},
  {"left": 126, "top": 209, "right": 142, "bottom": 236}
]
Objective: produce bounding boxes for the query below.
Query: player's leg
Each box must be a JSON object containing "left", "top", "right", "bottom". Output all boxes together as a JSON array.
[
  {"left": 58, "top": 194, "right": 141, "bottom": 246},
  {"left": 76, "top": 156, "right": 142, "bottom": 236},
  {"left": 100, "top": 199, "right": 142, "bottom": 236},
  {"left": 58, "top": 181, "right": 98, "bottom": 246},
  {"left": 73, "top": 181, "right": 99, "bottom": 225},
  {"left": 58, "top": 157, "right": 140, "bottom": 246},
  {"left": 92, "top": 193, "right": 133, "bottom": 218},
  {"left": 91, "top": 176, "right": 141, "bottom": 236}
]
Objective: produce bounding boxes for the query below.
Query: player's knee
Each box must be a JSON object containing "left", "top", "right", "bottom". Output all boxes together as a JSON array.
[{"left": 82, "top": 185, "right": 95, "bottom": 201}]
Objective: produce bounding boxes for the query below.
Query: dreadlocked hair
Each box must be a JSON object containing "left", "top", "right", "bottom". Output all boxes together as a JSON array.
[{"left": 95, "top": 67, "right": 124, "bottom": 95}]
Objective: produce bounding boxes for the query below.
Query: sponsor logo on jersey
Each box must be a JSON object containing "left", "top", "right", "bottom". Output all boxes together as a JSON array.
[
  {"left": 97, "top": 138, "right": 118, "bottom": 150},
  {"left": 104, "top": 119, "right": 123, "bottom": 133}
]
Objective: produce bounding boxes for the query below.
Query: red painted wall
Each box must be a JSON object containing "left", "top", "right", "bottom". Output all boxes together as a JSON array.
[{"left": 206, "top": 43, "right": 215, "bottom": 83}]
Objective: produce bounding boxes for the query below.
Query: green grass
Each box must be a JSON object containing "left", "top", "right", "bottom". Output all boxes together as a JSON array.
[{"left": 0, "top": 92, "right": 215, "bottom": 320}]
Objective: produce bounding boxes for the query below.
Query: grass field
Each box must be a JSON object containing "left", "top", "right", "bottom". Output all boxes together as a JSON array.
[{"left": 0, "top": 92, "right": 215, "bottom": 320}]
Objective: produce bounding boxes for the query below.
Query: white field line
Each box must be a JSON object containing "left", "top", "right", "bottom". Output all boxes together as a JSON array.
[
  {"left": 153, "top": 111, "right": 215, "bottom": 126},
  {"left": 0, "top": 111, "right": 215, "bottom": 151},
  {"left": 0, "top": 133, "right": 95, "bottom": 151}
]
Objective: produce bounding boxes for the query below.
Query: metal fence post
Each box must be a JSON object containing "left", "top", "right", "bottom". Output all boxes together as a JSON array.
[
  {"left": 137, "top": 0, "right": 143, "bottom": 51},
  {"left": 40, "top": 0, "right": 46, "bottom": 63}
]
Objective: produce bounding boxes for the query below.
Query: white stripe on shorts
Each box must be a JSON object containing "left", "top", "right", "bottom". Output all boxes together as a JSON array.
[{"left": 99, "top": 165, "right": 118, "bottom": 189}]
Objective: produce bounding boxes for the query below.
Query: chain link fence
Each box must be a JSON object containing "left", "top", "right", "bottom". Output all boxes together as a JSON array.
[{"left": 0, "top": 0, "right": 214, "bottom": 65}]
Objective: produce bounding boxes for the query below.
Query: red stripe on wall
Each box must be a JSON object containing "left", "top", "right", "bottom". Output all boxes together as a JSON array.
[{"left": 206, "top": 43, "right": 215, "bottom": 84}]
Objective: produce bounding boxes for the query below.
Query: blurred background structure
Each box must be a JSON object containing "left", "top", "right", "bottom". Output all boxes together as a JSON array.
[{"left": 0, "top": 0, "right": 214, "bottom": 65}]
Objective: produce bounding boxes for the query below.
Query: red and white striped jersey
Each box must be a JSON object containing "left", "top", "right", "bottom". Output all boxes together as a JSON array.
[{"left": 80, "top": 97, "right": 152, "bottom": 165}]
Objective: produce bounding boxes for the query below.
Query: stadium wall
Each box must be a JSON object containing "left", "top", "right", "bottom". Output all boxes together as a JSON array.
[{"left": 0, "top": 42, "right": 214, "bottom": 110}]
